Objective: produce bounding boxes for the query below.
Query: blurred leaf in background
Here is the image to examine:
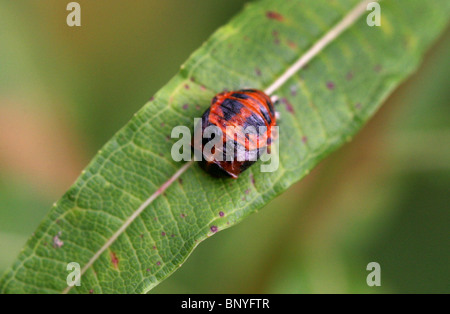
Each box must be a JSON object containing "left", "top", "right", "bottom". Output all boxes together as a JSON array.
[{"left": 0, "top": 0, "right": 448, "bottom": 293}]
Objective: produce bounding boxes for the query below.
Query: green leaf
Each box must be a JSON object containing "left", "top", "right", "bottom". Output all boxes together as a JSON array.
[{"left": 1, "top": 0, "right": 448, "bottom": 293}]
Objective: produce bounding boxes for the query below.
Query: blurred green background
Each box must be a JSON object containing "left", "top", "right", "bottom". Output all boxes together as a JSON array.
[{"left": 0, "top": 1, "right": 448, "bottom": 293}]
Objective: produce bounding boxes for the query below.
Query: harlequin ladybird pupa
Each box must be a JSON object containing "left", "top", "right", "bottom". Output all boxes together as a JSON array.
[{"left": 192, "top": 89, "right": 277, "bottom": 178}]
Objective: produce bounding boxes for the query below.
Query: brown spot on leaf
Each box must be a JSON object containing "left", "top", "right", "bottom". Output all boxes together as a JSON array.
[
  {"left": 110, "top": 252, "right": 119, "bottom": 270},
  {"left": 326, "top": 81, "right": 335, "bottom": 90},
  {"left": 266, "top": 11, "right": 284, "bottom": 21},
  {"left": 250, "top": 174, "right": 256, "bottom": 185},
  {"left": 346, "top": 71, "right": 354, "bottom": 81},
  {"left": 281, "top": 98, "right": 295, "bottom": 114},
  {"left": 272, "top": 30, "right": 280, "bottom": 45},
  {"left": 287, "top": 40, "right": 297, "bottom": 49}
]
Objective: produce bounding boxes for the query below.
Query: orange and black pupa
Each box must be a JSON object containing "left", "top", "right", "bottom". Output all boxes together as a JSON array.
[{"left": 192, "top": 89, "right": 277, "bottom": 178}]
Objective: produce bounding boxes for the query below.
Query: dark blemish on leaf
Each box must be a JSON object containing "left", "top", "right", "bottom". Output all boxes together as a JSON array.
[
  {"left": 255, "top": 67, "right": 262, "bottom": 76},
  {"left": 178, "top": 178, "right": 183, "bottom": 184},
  {"left": 171, "top": 234, "right": 175, "bottom": 238},
  {"left": 245, "top": 189, "right": 250, "bottom": 195},
  {"left": 250, "top": 174, "right": 256, "bottom": 185},
  {"left": 326, "top": 81, "right": 335, "bottom": 90},
  {"left": 219, "top": 211, "right": 225, "bottom": 217},
  {"left": 346, "top": 71, "right": 354, "bottom": 81},
  {"left": 302, "top": 136, "right": 308, "bottom": 143},
  {"left": 287, "top": 40, "right": 297, "bottom": 49},
  {"left": 180, "top": 213, "right": 186, "bottom": 218},
  {"left": 210, "top": 226, "right": 218, "bottom": 233},
  {"left": 355, "top": 103, "right": 362, "bottom": 109},
  {"left": 110, "top": 252, "right": 119, "bottom": 269},
  {"left": 140, "top": 234, "right": 144, "bottom": 239},
  {"left": 160, "top": 122, "right": 165, "bottom": 127},
  {"left": 190, "top": 77, "right": 195, "bottom": 83},
  {"left": 89, "top": 289, "right": 94, "bottom": 294},
  {"left": 156, "top": 261, "right": 161, "bottom": 266},
  {"left": 159, "top": 153, "right": 164, "bottom": 157},
  {"left": 242, "top": 197, "right": 246, "bottom": 201},
  {"left": 200, "top": 85, "right": 206, "bottom": 91},
  {"left": 161, "top": 231, "right": 166, "bottom": 236},
  {"left": 195, "top": 105, "right": 201, "bottom": 111},
  {"left": 266, "top": 11, "right": 284, "bottom": 21},
  {"left": 146, "top": 268, "right": 151, "bottom": 272},
  {"left": 374, "top": 64, "right": 382, "bottom": 73},
  {"left": 154, "top": 217, "right": 158, "bottom": 221},
  {"left": 43, "top": 242, "right": 48, "bottom": 246},
  {"left": 152, "top": 245, "right": 157, "bottom": 250},
  {"left": 166, "top": 135, "right": 171, "bottom": 141},
  {"left": 53, "top": 232, "right": 64, "bottom": 248},
  {"left": 149, "top": 96, "right": 154, "bottom": 101},
  {"left": 281, "top": 98, "right": 295, "bottom": 114},
  {"left": 272, "top": 30, "right": 280, "bottom": 45},
  {"left": 182, "top": 104, "right": 189, "bottom": 110},
  {"left": 56, "top": 219, "right": 61, "bottom": 224},
  {"left": 184, "top": 84, "right": 190, "bottom": 90}
]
